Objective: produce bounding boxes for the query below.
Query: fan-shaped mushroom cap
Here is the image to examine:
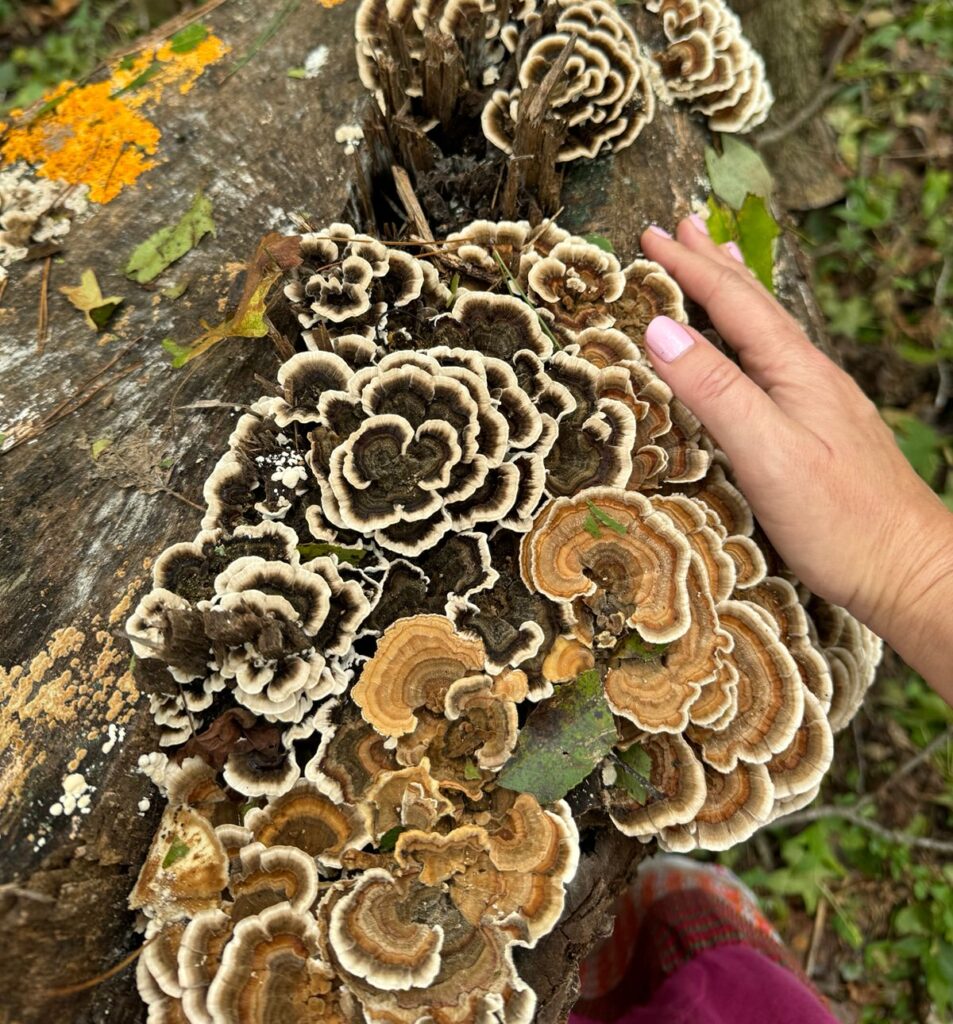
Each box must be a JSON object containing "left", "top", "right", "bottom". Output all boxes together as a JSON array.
[
  {"left": 541, "top": 635, "right": 595, "bottom": 684},
  {"left": 612, "top": 259, "right": 688, "bottom": 344},
  {"left": 136, "top": 945, "right": 190, "bottom": 1024},
  {"left": 245, "top": 781, "right": 369, "bottom": 869},
  {"left": 690, "top": 600, "right": 804, "bottom": 770},
  {"left": 809, "top": 598, "right": 882, "bottom": 732},
  {"left": 660, "top": 761, "right": 774, "bottom": 852},
  {"left": 304, "top": 704, "right": 399, "bottom": 804},
  {"left": 352, "top": 615, "right": 486, "bottom": 737},
  {"left": 604, "top": 733, "right": 707, "bottom": 836},
  {"left": 605, "top": 554, "right": 731, "bottom": 733},
  {"left": 206, "top": 902, "right": 345, "bottom": 1024},
  {"left": 329, "top": 868, "right": 445, "bottom": 990},
  {"left": 443, "top": 673, "right": 521, "bottom": 769},
  {"left": 363, "top": 760, "right": 457, "bottom": 839},
  {"left": 522, "top": 487, "right": 693, "bottom": 644},
  {"left": 130, "top": 806, "right": 229, "bottom": 922},
  {"left": 747, "top": 577, "right": 833, "bottom": 712},
  {"left": 178, "top": 909, "right": 233, "bottom": 1024},
  {"left": 482, "top": 0, "right": 655, "bottom": 163},
  {"left": 227, "top": 842, "right": 320, "bottom": 921},
  {"left": 321, "top": 874, "right": 536, "bottom": 1024},
  {"left": 765, "top": 687, "right": 834, "bottom": 804}
]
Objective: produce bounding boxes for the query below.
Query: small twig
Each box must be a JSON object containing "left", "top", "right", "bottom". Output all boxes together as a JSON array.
[
  {"left": 48, "top": 938, "right": 153, "bottom": 997},
  {"left": 805, "top": 896, "right": 827, "bottom": 979},
  {"left": 771, "top": 804, "right": 953, "bottom": 855},
  {"left": 163, "top": 488, "right": 204, "bottom": 512},
  {"left": 36, "top": 256, "right": 52, "bottom": 354},
  {"left": 219, "top": 0, "right": 299, "bottom": 83},
  {"left": 0, "top": 883, "right": 54, "bottom": 904},
  {"left": 757, "top": 0, "right": 878, "bottom": 147},
  {"left": 0, "top": 274, "right": 8, "bottom": 305},
  {"left": 866, "top": 725, "right": 953, "bottom": 806}
]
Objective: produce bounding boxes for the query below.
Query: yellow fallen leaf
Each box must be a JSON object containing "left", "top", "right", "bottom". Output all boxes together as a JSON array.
[{"left": 60, "top": 269, "right": 124, "bottom": 330}]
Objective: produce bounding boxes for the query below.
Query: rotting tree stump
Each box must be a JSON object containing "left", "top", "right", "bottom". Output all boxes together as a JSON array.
[{"left": 0, "top": 1, "right": 834, "bottom": 1021}]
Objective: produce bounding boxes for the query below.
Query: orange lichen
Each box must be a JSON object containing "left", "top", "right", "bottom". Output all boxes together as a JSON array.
[{"left": 1, "top": 31, "right": 228, "bottom": 203}]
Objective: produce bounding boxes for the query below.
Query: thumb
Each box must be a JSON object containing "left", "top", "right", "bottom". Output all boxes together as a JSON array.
[{"left": 644, "top": 316, "right": 788, "bottom": 472}]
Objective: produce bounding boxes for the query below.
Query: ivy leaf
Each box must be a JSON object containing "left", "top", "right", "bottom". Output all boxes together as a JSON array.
[
  {"left": 126, "top": 190, "right": 216, "bottom": 285},
  {"left": 583, "top": 233, "right": 615, "bottom": 253},
  {"left": 161, "top": 835, "right": 191, "bottom": 868},
  {"left": 59, "top": 269, "right": 124, "bottom": 330},
  {"left": 163, "top": 232, "right": 301, "bottom": 367},
  {"left": 497, "top": 669, "right": 617, "bottom": 804},
  {"left": 169, "top": 23, "right": 210, "bottom": 54},
  {"left": 706, "top": 194, "right": 779, "bottom": 292},
  {"left": 463, "top": 760, "right": 482, "bottom": 781},
  {"left": 378, "top": 826, "right": 406, "bottom": 853},
  {"left": 705, "top": 137, "right": 773, "bottom": 211},
  {"left": 614, "top": 744, "right": 652, "bottom": 802},
  {"left": 614, "top": 633, "right": 670, "bottom": 662},
  {"left": 297, "top": 542, "right": 366, "bottom": 566},
  {"left": 883, "top": 410, "right": 943, "bottom": 483}
]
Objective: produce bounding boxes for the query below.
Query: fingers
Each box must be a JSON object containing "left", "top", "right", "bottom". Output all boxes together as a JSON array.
[
  {"left": 640, "top": 221, "right": 820, "bottom": 392},
  {"left": 643, "top": 316, "right": 795, "bottom": 478}
]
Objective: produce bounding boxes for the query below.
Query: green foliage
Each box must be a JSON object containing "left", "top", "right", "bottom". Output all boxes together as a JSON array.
[
  {"left": 583, "top": 233, "right": 615, "bottom": 253},
  {"left": 126, "top": 190, "right": 215, "bottom": 284},
  {"left": 161, "top": 834, "right": 190, "bottom": 868},
  {"left": 582, "top": 500, "right": 628, "bottom": 538},
  {"left": 497, "top": 669, "right": 617, "bottom": 804},
  {"left": 705, "top": 137, "right": 773, "bottom": 211},
  {"left": 804, "top": 0, "right": 953, "bottom": 367},
  {"left": 707, "top": 193, "right": 780, "bottom": 291},
  {"left": 297, "top": 542, "right": 367, "bottom": 566}
]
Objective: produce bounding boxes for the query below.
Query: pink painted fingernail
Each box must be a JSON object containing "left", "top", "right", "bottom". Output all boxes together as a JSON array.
[
  {"left": 647, "top": 225, "right": 672, "bottom": 239},
  {"left": 724, "top": 241, "right": 745, "bottom": 264},
  {"left": 689, "top": 213, "right": 709, "bottom": 235},
  {"left": 645, "top": 316, "right": 695, "bottom": 363}
]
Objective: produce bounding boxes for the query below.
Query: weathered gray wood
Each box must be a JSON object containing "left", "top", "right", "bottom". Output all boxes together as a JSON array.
[{"left": 0, "top": 3, "right": 831, "bottom": 1022}]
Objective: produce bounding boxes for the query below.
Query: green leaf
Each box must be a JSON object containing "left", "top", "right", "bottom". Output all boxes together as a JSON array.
[
  {"left": 161, "top": 835, "right": 191, "bottom": 868},
  {"left": 59, "top": 268, "right": 124, "bottom": 330},
  {"left": 297, "top": 542, "right": 366, "bottom": 566},
  {"left": 614, "top": 744, "right": 652, "bottom": 802},
  {"left": 614, "top": 633, "right": 670, "bottom": 662},
  {"left": 287, "top": 66, "right": 307, "bottom": 79},
  {"left": 90, "top": 437, "right": 113, "bottom": 460},
  {"left": 497, "top": 669, "right": 617, "bottom": 804},
  {"left": 706, "top": 195, "right": 779, "bottom": 292},
  {"left": 885, "top": 412, "right": 943, "bottom": 483},
  {"left": 169, "top": 23, "right": 209, "bottom": 54},
  {"left": 705, "top": 137, "right": 773, "bottom": 211},
  {"left": 463, "top": 760, "right": 482, "bottom": 780},
  {"left": 126, "top": 191, "right": 215, "bottom": 285},
  {"left": 583, "top": 233, "right": 615, "bottom": 253},
  {"left": 378, "top": 825, "right": 406, "bottom": 853},
  {"left": 583, "top": 500, "right": 627, "bottom": 539}
]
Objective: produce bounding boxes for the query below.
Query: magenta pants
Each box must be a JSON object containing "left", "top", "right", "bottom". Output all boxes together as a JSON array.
[{"left": 570, "top": 943, "right": 839, "bottom": 1024}]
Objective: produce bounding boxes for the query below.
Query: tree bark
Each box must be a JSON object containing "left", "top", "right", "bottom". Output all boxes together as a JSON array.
[{"left": 0, "top": 2, "right": 832, "bottom": 1021}]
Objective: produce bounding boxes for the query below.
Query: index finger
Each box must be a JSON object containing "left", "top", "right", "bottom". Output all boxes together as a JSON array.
[{"left": 640, "top": 226, "right": 821, "bottom": 388}]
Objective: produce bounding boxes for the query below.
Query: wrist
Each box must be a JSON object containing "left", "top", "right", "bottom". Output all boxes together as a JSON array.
[{"left": 852, "top": 494, "right": 953, "bottom": 686}]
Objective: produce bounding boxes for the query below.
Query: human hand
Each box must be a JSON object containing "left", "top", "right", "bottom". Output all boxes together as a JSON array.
[{"left": 640, "top": 216, "right": 953, "bottom": 690}]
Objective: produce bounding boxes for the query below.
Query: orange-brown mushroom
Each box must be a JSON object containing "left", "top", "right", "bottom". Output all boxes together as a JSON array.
[{"left": 352, "top": 614, "right": 486, "bottom": 737}]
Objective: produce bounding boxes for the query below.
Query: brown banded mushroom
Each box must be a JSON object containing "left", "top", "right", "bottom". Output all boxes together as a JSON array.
[
  {"left": 130, "top": 806, "right": 229, "bottom": 923},
  {"left": 603, "top": 733, "right": 706, "bottom": 837},
  {"left": 521, "top": 486, "right": 693, "bottom": 644},
  {"left": 482, "top": 0, "right": 655, "bottom": 162},
  {"left": 352, "top": 614, "right": 486, "bottom": 737},
  {"left": 178, "top": 909, "right": 233, "bottom": 1024},
  {"left": 659, "top": 761, "right": 774, "bottom": 852},
  {"left": 205, "top": 902, "right": 346, "bottom": 1024},
  {"left": 244, "top": 780, "right": 369, "bottom": 869},
  {"left": 227, "top": 842, "right": 320, "bottom": 920},
  {"left": 647, "top": 0, "right": 774, "bottom": 133}
]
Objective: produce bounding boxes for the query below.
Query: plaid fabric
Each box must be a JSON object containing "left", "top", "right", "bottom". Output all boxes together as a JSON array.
[{"left": 575, "top": 857, "right": 805, "bottom": 1020}]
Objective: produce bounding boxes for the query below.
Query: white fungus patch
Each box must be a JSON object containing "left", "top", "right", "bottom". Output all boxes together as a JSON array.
[
  {"left": 303, "top": 45, "right": 329, "bottom": 78},
  {"left": 49, "top": 771, "right": 95, "bottom": 817},
  {"left": 334, "top": 123, "right": 365, "bottom": 156}
]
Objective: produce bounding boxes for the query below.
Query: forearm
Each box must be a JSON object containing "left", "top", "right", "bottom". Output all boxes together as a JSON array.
[{"left": 853, "top": 500, "right": 953, "bottom": 700}]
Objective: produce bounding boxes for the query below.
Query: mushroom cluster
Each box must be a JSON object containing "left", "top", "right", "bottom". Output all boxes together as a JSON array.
[
  {"left": 129, "top": 221, "right": 881, "bottom": 1019},
  {"left": 355, "top": 0, "right": 656, "bottom": 165},
  {"left": 645, "top": 0, "right": 774, "bottom": 133}
]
